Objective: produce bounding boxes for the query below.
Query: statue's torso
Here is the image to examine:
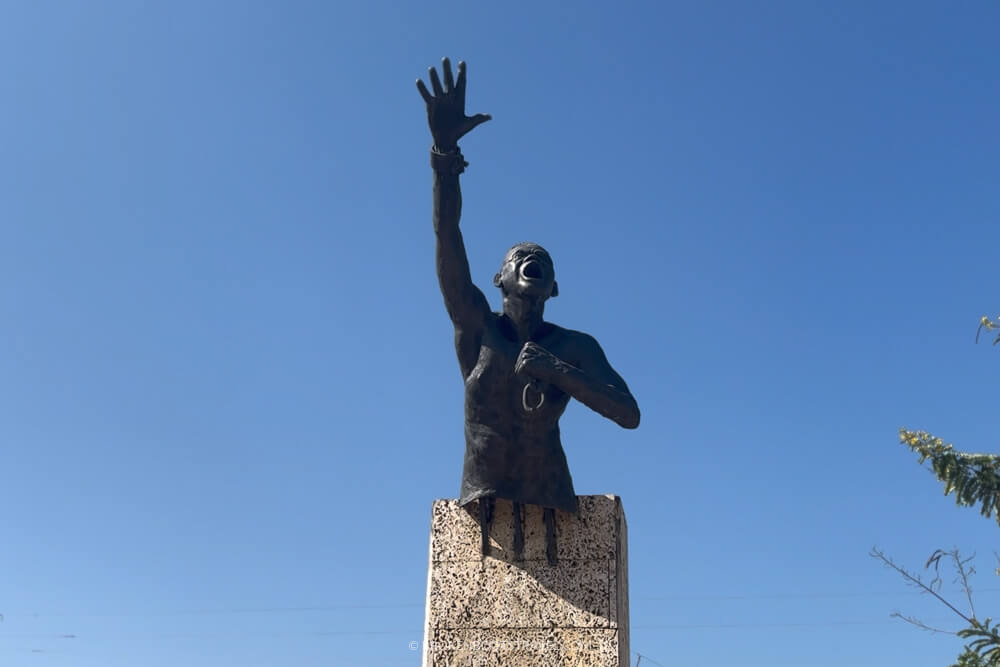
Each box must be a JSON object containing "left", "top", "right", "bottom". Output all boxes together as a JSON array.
[{"left": 459, "top": 314, "right": 578, "bottom": 512}]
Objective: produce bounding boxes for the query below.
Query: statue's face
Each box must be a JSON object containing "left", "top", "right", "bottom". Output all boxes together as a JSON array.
[{"left": 494, "top": 243, "right": 557, "bottom": 300}]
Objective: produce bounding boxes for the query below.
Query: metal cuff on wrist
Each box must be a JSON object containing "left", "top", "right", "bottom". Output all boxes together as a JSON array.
[{"left": 430, "top": 146, "right": 468, "bottom": 175}]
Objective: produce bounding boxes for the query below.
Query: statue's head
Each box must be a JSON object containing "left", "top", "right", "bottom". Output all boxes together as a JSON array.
[{"left": 493, "top": 242, "right": 559, "bottom": 301}]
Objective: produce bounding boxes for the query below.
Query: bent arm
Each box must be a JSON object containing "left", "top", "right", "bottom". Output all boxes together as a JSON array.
[
  {"left": 535, "top": 335, "right": 640, "bottom": 429},
  {"left": 434, "top": 161, "right": 490, "bottom": 330}
]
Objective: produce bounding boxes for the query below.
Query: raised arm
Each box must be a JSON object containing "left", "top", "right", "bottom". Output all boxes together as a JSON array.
[{"left": 417, "top": 59, "right": 492, "bottom": 334}]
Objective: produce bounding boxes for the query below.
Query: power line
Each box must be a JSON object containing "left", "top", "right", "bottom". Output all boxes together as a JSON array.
[
  {"left": 10, "top": 584, "right": 991, "bottom": 620},
  {"left": 635, "top": 651, "right": 666, "bottom": 666},
  {"left": 0, "top": 602, "right": 423, "bottom": 619},
  {"left": 2, "top": 616, "right": 945, "bottom": 642},
  {"left": 636, "top": 587, "right": 1000, "bottom": 601},
  {"left": 0, "top": 629, "right": 413, "bottom": 640},
  {"left": 634, "top": 619, "right": 904, "bottom": 629}
]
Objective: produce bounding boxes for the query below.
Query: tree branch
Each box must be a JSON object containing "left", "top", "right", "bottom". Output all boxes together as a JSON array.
[{"left": 871, "top": 547, "right": 976, "bottom": 627}]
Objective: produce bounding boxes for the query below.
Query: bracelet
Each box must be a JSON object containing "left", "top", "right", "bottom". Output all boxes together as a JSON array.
[{"left": 430, "top": 145, "right": 468, "bottom": 175}]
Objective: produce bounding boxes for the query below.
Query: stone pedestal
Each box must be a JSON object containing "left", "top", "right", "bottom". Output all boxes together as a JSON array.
[{"left": 421, "top": 495, "right": 629, "bottom": 666}]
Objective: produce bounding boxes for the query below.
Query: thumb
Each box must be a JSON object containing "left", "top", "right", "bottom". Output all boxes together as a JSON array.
[{"left": 460, "top": 113, "right": 492, "bottom": 137}]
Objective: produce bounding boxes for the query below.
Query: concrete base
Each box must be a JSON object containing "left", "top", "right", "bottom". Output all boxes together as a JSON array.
[{"left": 421, "top": 495, "right": 628, "bottom": 666}]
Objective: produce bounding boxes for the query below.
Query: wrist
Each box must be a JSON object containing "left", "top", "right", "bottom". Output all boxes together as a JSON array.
[
  {"left": 546, "top": 357, "right": 579, "bottom": 385},
  {"left": 528, "top": 357, "right": 560, "bottom": 384},
  {"left": 430, "top": 145, "right": 468, "bottom": 175}
]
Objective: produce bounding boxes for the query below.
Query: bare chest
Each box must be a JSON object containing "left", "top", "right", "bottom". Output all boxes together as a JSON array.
[{"left": 464, "top": 319, "right": 571, "bottom": 425}]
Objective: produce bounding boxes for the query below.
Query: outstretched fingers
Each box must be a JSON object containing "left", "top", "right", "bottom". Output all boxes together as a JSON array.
[
  {"left": 419, "top": 59, "right": 490, "bottom": 143},
  {"left": 416, "top": 78, "right": 432, "bottom": 104},
  {"left": 442, "top": 58, "right": 455, "bottom": 93},
  {"left": 455, "top": 61, "right": 467, "bottom": 98},
  {"left": 429, "top": 66, "right": 444, "bottom": 96}
]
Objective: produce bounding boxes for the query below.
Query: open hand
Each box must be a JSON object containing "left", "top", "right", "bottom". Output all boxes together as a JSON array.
[{"left": 416, "top": 58, "right": 491, "bottom": 151}]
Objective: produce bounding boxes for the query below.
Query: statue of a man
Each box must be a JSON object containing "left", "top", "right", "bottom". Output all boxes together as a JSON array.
[{"left": 417, "top": 59, "right": 640, "bottom": 562}]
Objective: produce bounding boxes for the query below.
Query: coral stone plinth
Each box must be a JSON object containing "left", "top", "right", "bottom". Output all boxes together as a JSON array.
[{"left": 421, "top": 495, "right": 629, "bottom": 666}]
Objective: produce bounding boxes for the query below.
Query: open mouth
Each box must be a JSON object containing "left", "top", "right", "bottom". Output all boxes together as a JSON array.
[{"left": 520, "top": 260, "right": 544, "bottom": 281}]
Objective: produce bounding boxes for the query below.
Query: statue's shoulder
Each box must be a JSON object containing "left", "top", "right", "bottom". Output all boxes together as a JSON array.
[
  {"left": 543, "top": 323, "right": 598, "bottom": 350},
  {"left": 478, "top": 310, "right": 504, "bottom": 335},
  {"left": 552, "top": 326, "right": 608, "bottom": 369}
]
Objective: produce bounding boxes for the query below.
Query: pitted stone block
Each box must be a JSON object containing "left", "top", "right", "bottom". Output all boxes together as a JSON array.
[
  {"left": 426, "top": 628, "right": 622, "bottom": 666},
  {"left": 428, "top": 557, "right": 611, "bottom": 628},
  {"left": 422, "top": 495, "right": 628, "bottom": 666},
  {"left": 429, "top": 495, "right": 622, "bottom": 562}
]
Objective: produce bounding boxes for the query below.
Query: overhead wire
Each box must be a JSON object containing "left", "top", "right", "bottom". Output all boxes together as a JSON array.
[
  {"left": 634, "top": 651, "right": 667, "bottom": 666},
  {"left": 6, "top": 584, "right": 990, "bottom": 619}
]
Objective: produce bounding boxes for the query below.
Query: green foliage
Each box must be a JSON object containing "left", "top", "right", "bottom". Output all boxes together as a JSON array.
[
  {"left": 952, "top": 647, "right": 989, "bottom": 667},
  {"left": 960, "top": 620, "right": 1000, "bottom": 666},
  {"left": 893, "top": 429, "right": 1000, "bottom": 664},
  {"left": 900, "top": 430, "right": 1000, "bottom": 525},
  {"left": 885, "top": 312, "right": 1000, "bottom": 666}
]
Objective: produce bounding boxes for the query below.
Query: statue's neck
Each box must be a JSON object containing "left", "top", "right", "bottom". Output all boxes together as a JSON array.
[{"left": 502, "top": 297, "right": 545, "bottom": 342}]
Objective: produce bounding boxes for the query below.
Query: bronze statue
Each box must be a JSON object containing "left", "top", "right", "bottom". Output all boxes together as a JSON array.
[{"left": 417, "top": 59, "right": 640, "bottom": 564}]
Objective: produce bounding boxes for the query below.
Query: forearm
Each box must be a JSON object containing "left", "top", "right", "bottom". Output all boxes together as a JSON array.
[
  {"left": 433, "top": 166, "right": 462, "bottom": 235},
  {"left": 432, "top": 150, "right": 484, "bottom": 324},
  {"left": 541, "top": 360, "right": 640, "bottom": 429}
]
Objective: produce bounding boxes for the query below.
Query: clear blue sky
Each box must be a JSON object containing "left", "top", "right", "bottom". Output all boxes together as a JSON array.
[{"left": 3, "top": 2, "right": 999, "bottom": 665}]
